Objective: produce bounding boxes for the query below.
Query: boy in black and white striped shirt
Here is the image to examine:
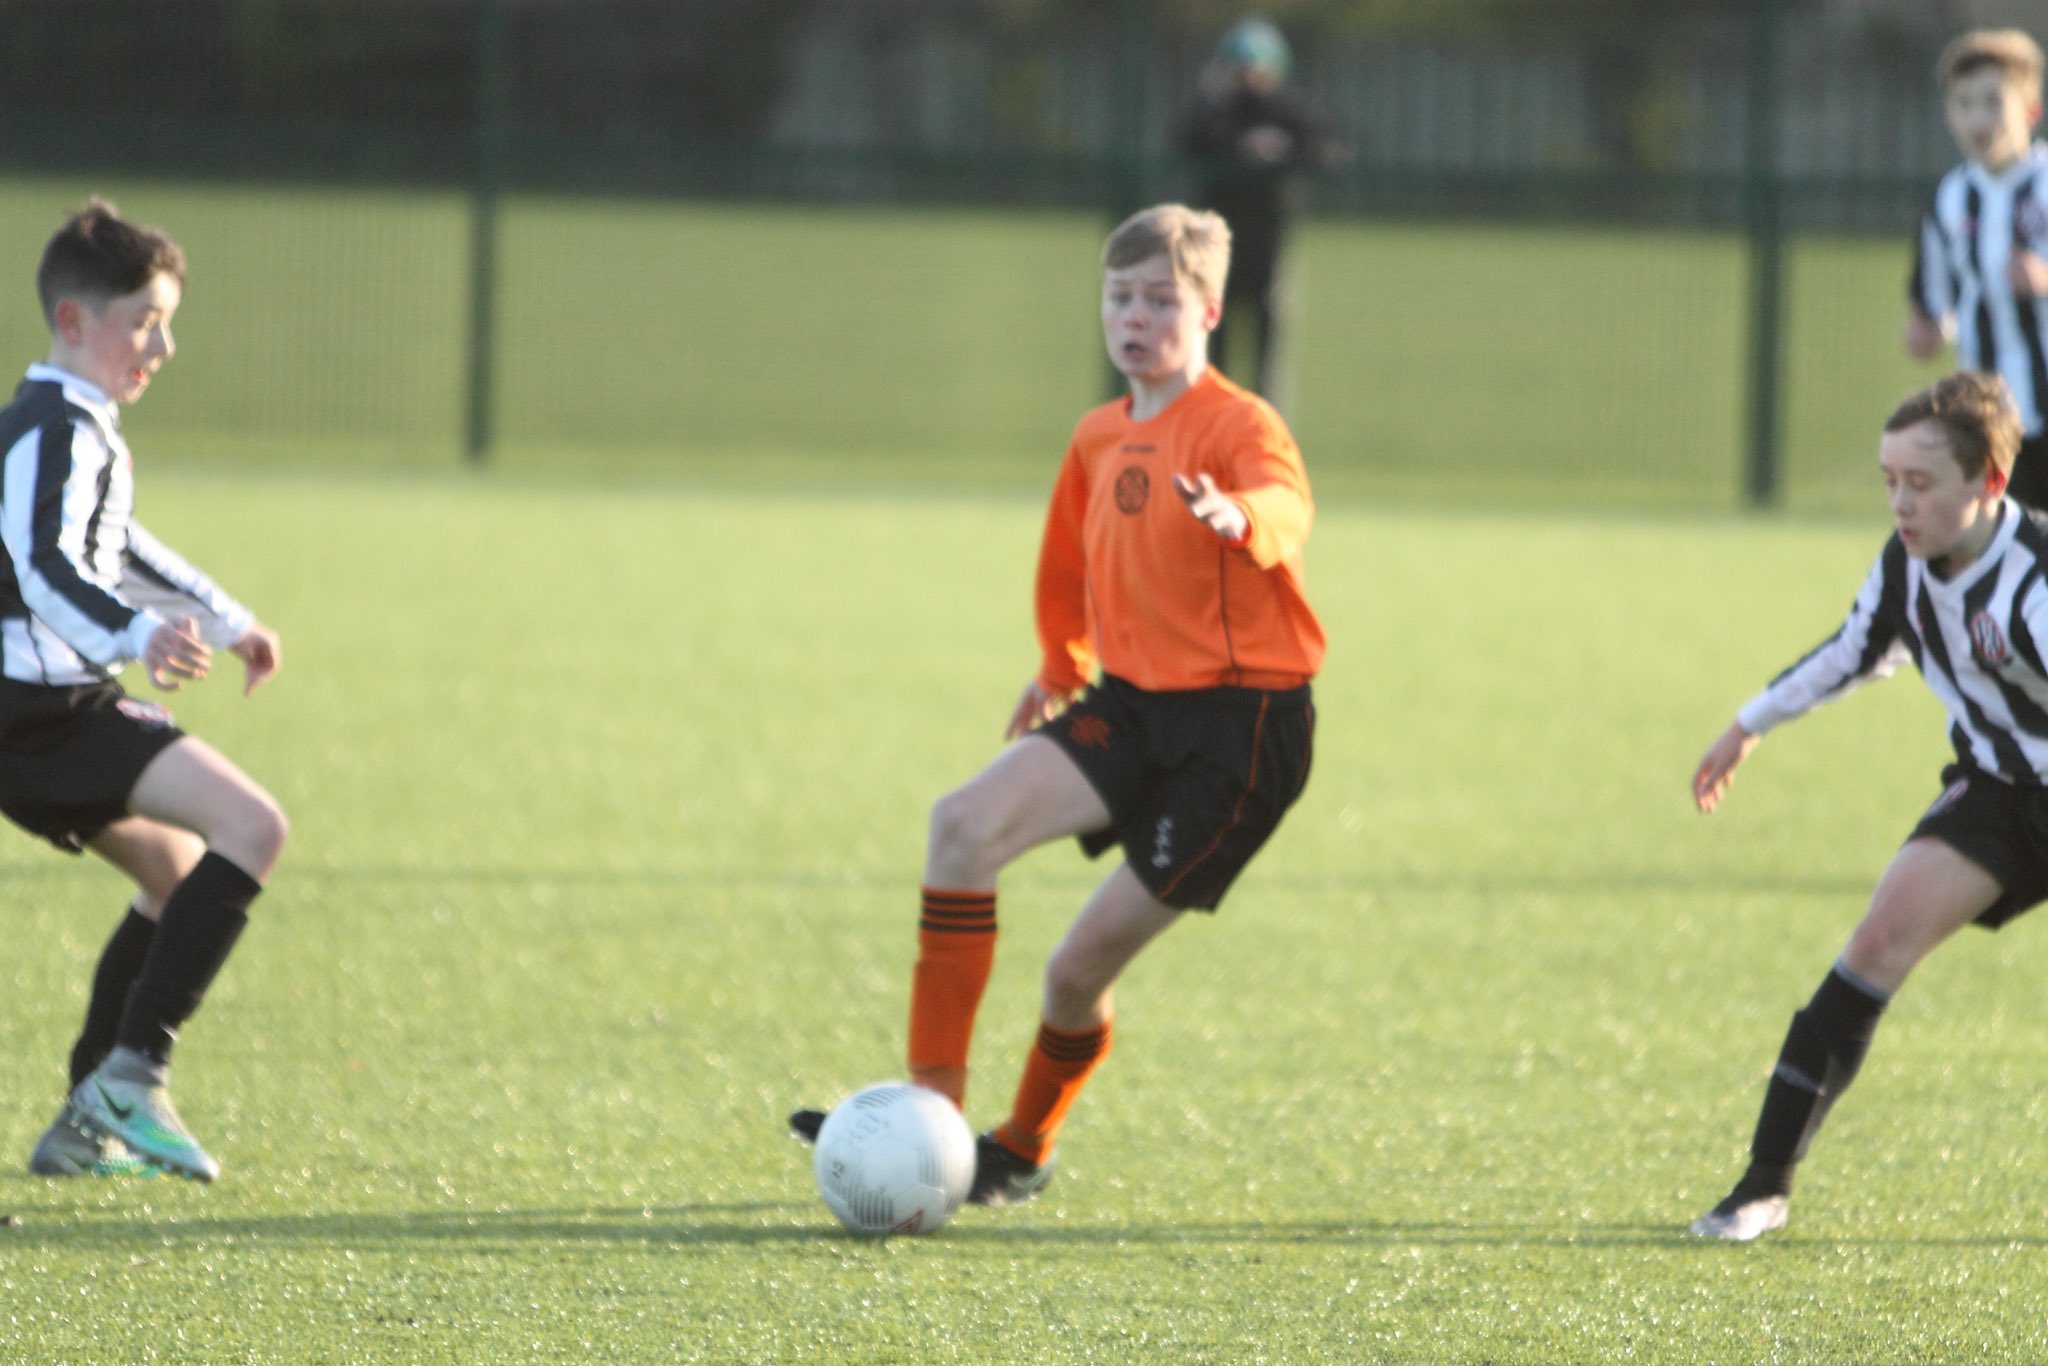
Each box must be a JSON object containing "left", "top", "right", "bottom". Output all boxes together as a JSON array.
[
  {"left": 1, "top": 200, "right": 287, "bottom": 1183},
  {"left": 1907, "top": 29, "right": 2048, "bottom": 504},
  {"left": 1689, "top": 371, "right": 2048, "bottom": 1240}
]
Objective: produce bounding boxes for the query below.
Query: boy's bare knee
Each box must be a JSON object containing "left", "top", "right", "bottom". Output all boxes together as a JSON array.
[
  {"left": 133, "top": 856, "right": 192, "bottom": 913},
  {"left": 1042, "top": 945, "right": 1105, "bottom": 1017},
  {"left": 259, "top": 801, "right": 289, "bottom": 859},
  {"left": 215, "top": 794, "right": 288, "bottom": 881},
  {"left": 928, "top": 788, "right": 991, "bottom": 862},
  {"left": 1842, "top": 909, "right": 1921, "bottom": 988},
  {"left": 249, "top": 798, "right": 289, "bottom": 863}
]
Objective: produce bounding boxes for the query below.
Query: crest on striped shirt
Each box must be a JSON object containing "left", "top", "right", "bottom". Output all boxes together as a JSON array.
[
  {"left": 115, "top": 697, "right": 173, "bottom": 729},
  {"left": 1969, "top": 609, "right": 2010, "bottom": 668}
]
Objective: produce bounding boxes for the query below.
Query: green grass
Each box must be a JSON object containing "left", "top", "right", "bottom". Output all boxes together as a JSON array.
[
  {"left": 0, "top": 177, "right": 1945, "bottom": 514},
  {"left": 4, "top": 468, "right": 2047, "bottom": 1362}
]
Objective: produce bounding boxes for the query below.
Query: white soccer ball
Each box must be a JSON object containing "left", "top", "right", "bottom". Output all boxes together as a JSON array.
[{"left": 813, "top": 1081, "right": 975, "bottom": 1236}]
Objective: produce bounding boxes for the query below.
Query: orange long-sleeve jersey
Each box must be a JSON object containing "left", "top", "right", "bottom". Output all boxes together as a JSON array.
[{"left": 1034, "top": 367, "right": 1325, "bottom": 696}]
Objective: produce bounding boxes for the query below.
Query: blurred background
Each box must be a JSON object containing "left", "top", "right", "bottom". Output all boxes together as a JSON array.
[{"left": 4, "top": 0, "right": 2047, "bottom": 514}]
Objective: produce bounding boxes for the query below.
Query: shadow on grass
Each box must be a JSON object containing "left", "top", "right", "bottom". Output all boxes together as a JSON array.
[
  {"left": 285, "top": 862, "right": 1871, "bottom": 901},
  {"left": 6, "top": 1201, "right": 2043, "bottom": 1253}
]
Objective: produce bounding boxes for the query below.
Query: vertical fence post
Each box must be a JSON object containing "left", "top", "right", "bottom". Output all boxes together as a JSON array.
[
  {"left": 466, "top": 0, "right": 509, "bottom": 465},
  {"left": 1101, "top": 0, "right": 1152, "bottom": 400},
  {"left": 1113, "top": 0, "right": 1149, "bottom": 216},
  {"left": 1742, "top": 0, "right": 1785, "bottom": 507}
]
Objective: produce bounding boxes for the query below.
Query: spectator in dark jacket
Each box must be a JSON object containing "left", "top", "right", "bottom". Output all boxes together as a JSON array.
[{"left": 1181, "top": 17, "right": 1335, "bottom": 405}]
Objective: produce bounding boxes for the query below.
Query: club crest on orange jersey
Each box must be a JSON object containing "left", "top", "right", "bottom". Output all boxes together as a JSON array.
[
  {"left": 1969, "top": 610, "right": 2010, "bottom": 668},
  {"left": 1114, "top": 466, "right": 1149, "bottom": 515}
]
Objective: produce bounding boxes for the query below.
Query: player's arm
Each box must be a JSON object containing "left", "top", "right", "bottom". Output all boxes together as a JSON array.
[
  {"left": 1175, "top": 407, "right": 1313, "bottom": 566},
  {"left": 2012, "top": 253, "right": 2048, "bottom": 297},
  {"left": 1173, "top": 472, "right": 1249, "bottom": 544},
  {"left": 1691, "top": 542, "right": 1910, "bottom": 812},
  {"left": 123, "top": 521, "right": 274, "bottom": 692},
  {"left": 1691, "top": 722, "right": 1760, "bottom": 814},
  {"left": 1018, "top": 444, "right": 1092, "bottom": 737},
  {"left": 139, "top": 616, "right": 211, "bottom": 691},
  {"left": 229, "top": 622, "right": 282, "bottom": 695},
  {"left": 1905, "top": 207, "right": 1953, "bottom": 360},
  {"left": 1, "top": 424, "right": 165, "bottom": 671},
  {"left": 1903, "top": 306, "right": 1949, "bottom": 361},
  {"left": 2011, "top": 172, "right": 2048, "bottom": 298},
  {"left": 1005, "top": 678, "right": 1059, "bottom": 741}
]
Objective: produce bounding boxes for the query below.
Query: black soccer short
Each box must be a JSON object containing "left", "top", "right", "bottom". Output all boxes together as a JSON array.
[
  {"left": 1041, "top": 673, "right": 1314, "bottom": 912},
  {"left": 1908, "top": 762, "right": 2048, "bottom": 929},
  {"left": 0, "top": 679, "right": 184, "bottom": 853}
]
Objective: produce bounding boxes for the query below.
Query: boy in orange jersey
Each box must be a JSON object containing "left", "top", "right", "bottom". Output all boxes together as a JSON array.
[{"left": 794, "top": 203, "right": 1323, "bottom": 1207}]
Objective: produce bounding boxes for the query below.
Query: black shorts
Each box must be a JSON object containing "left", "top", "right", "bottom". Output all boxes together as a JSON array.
[
  {"left": 0, "top": 679, "right": 184, "bottom": 853},
  {"left": 1041, "top": 674, "right": 1314, "bottom": 912},
  {"left": 1908, "top": 763, "right": 2048, "bottom": 929}
]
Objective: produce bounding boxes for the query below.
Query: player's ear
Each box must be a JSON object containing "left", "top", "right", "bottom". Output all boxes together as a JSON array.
[
  {"left": 1987, "top": 464, "right": 2010, "bottom": 498},
  {"left": 50, "top": 298, "right": 85, "bottom": 345},
  {"left": 2029, "top": 94, "right": 2045, "bottom": 130},
  {"left": 1201, "top": 293, "right": 1223, "bottom": 332}
]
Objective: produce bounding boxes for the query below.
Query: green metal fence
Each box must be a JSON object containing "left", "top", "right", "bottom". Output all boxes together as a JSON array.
[{"left": 0, "top": 0, "right": 2018, "bottom": 512}]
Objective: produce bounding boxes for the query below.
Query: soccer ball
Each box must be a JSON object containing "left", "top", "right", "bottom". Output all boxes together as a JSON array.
[{"left": 813, "top": 1081, "right": 975, "bottom": 1236}]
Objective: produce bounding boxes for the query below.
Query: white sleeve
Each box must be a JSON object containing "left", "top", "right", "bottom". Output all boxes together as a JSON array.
[
  {"left": 0, "top": 421, "right": 157, "bottom": 666},
  {"left": 1910, "top": 206, "right": 1953, "bottom": 327},
  {"left": 1737, "top": 543, "right": 1912, "bottom": 735},
  {"left": 121, "top": 522, "right": 255, "bottom": 648}
]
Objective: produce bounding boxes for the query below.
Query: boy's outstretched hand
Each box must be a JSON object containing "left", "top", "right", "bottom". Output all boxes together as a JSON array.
[
  {"left": 2012, "top": 250, "right": 2048, "bottom": 298},
  {"left": 1173, "top": 472, "right": 1250, "bottom": 544},
  {"left": 1692, "top": 721, "right": 1760, "bottom": 814},
  {"left": 1902, "top": 309, "right": 1946, "bottom": 361},
  {"left": 231, "top": 623, "right": 282, "bottom": 695},
  {"left": 1006, "top": 678, "right": 1059, "bottom": 741},
  {"left": 143, "top": 617, "right": 210, "bottom": 691}
]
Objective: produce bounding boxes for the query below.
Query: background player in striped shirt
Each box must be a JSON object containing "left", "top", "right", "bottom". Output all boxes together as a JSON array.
[
  {"left": 794, "top": 204, "right": 1323, "bottom": 1206},
  {"left": 1687, "top": 371, "right": 2048, "bottom": 1241},
  {"left": 3, "top": 200, "right": 288, "bottom": 1182},
  {"left": 1906, "top": 30, "right": 2048, "bottom": 505}
]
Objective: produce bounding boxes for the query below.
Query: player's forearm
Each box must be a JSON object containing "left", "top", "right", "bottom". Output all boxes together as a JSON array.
[
  {"left": 18, "top": 565, "right": 157, "bottom": 666},
  {"left": 1234, "top": 482, "right": 1312, "bottom": 568}
]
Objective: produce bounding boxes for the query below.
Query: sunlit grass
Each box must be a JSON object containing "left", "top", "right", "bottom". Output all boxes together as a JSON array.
[{"left": 2, "top": 470, "right": 2043, "bottom": 1361}]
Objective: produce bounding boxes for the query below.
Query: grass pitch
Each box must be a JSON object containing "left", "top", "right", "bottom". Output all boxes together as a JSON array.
[{"left": 3, "top": 468, "right": 2046, "bottom": 1363}]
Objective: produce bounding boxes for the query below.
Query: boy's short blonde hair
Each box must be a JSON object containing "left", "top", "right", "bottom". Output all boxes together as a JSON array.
[
  {"left": 1102, "top": 204, "right": 1232, "bottom": 304},
  {"left": 1885, "top": 371, "right": 2022, "bottom": 481},
  {"left": 1937, "top": 29, "right": 2044, "bottom": 99}
]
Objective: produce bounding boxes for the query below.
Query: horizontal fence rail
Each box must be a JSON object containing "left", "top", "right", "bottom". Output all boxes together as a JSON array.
[{"left": 1, "top": 0, "right": 2036, "bottom": 510}]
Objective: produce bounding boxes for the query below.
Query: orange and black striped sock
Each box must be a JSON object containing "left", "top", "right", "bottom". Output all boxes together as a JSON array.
[
  {"left": 995, "top": 1019, "right": 1112, "bottom": 1166},
  {"left": 906, "top": 887, "right": 997, "bottom": 1108}
]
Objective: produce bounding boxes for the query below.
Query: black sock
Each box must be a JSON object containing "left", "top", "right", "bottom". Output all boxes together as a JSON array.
[
  {"left": 69, "top": 906, "right": 157, "bottom": 1089},
  {"left": 115, "top": 852, "right": 262, "bottom": 1063},
  {"left": 1736, "top": 964, "right": 1890, "bottom": 1199}
]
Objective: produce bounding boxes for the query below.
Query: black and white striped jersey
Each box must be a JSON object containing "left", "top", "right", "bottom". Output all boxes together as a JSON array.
[
  {"left": 1910, "top": 144, "right": 2048, "bottom": 436},
  {"left": 0, "top": 364, "right": 253, "bottom": 688},
  {"left": 1738, "top": 504, "right": 2048, "bottom": 786}
]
